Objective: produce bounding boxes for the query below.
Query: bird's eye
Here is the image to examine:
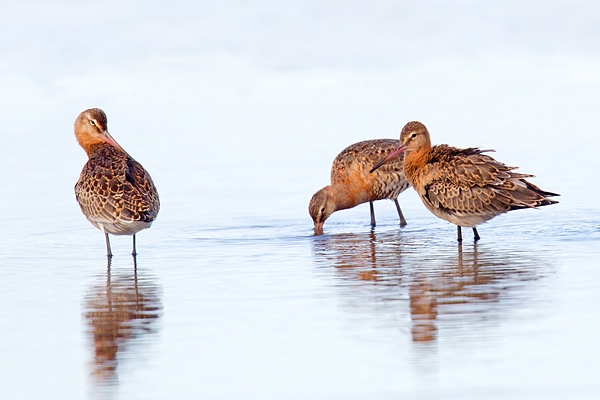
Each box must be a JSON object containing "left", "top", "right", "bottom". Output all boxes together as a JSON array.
[
  {"left": 411, "top": 133, "right": 417, "bottom": 139},
  {"left": 90, "top": 120, "right": 96, "bottom": 126},
  {"left": 321, "top": 207, "right": 325, "bottom": 214}
]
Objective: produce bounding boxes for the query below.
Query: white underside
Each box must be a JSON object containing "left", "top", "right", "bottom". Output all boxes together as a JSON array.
[
  {"left": 426, "top": 204, "right": 501, "bottom": 228},
  {"left": 92, "top": 220, "right": 153, "bottom": 235}
]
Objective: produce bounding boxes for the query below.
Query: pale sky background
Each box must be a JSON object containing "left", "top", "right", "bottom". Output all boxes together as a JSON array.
[{"left": 1, "top": 0, "right": 598, "bottom": 226}]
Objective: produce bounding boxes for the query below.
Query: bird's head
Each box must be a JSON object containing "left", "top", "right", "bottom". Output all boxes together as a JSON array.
[
  {"left": 308, "top": 186, "right": 336, "bottom": 235},
  {"left": 74, "top": 108, "right": 125, "bottom": 154},
  {"left": 370, "top": 121, "right": 431, "bottom": 172}
]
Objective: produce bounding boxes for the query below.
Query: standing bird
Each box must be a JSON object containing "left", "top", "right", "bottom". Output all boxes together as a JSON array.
[
  {"left": 309, "top": 139, "right": 410, "bottom": 235},
  {"left": 74, "top": 108, "right": 160, "bottom": 257},
  {"left": 370, "top": 121, "right": 558, "bottom": 242}
]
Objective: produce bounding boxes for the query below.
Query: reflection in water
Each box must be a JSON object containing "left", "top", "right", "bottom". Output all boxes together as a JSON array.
[
  {"left": 410, "top": 279, "right": 437, "bottom": 343},
  {"left": 83, "top": 257, "right": 162, "bottom": 386},
  {"left": 312, "top": 231, "right": 546, "bottom": 343}
]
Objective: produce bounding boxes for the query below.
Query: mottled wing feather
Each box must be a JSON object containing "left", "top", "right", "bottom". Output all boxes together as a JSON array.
[
  {"left": 331, "top": 139, "right": 402, "bottom": 182},
  {"left": 75, "top": 151, "right": 125, "bottom": 225},
  {"left": 124, "top": 159, "right": 160, "bottom": 222},
  {"left": 75, "top": 145, "right": 159, "bottom": 231},
  {"left": 330, "top": 139, "right": 409, "bottom": 199},
  {"left": 423, "top": 145, "right": 556, "bottom": 215}
]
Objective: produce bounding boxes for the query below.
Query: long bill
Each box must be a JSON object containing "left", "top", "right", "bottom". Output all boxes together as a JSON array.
[
  {"left": 102, "top": 130, "right": 128, "bottom": 154},
  {"left": 369, "top": 144, "right": 407, "bottom": 173},
  {"left": 314, "top": 222, "right": 324, "bottom": 236}
]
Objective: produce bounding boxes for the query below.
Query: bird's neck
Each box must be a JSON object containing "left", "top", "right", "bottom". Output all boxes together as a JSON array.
[
  {"left": 330, "top": 184, "right": 362, "bottom": 211},
  {"left": 403, "top": 146, "right": 431, "bottom": 185},
  {"left": 83, "top": 142, "right": 116, "bottom": 158},
  {"left": 76, "top": 133, "right": 109, "bottom": 157}
]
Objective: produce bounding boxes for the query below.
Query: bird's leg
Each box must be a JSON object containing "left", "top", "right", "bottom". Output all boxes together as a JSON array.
[
  {"left": 105, "top": 233, "right": 113, "bottom": 258},
  {"left": 370, "top": 201, "right": 376, "bottom": 227},
  {"left": 394, "top": 199, "right": 407, "bottom": 227},
  {"left": 132, "top": 234, "right": 137, "bottom": 257},
  {"left": 457, "top": 226, "right": 463, "bottom": 243},
  {"left": 106, "top": 256, "right": 112, "bottom": 279},
  {"left": 472, "top": 228, "right": 481, "bottom": 242},
  {"left": 133, "top": 251, "right": 138, "bottom": 276}
]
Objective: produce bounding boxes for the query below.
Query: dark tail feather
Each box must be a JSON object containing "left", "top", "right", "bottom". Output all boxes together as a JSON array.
[
  {"left": 508, "top": 179, "right": 559, "bottom": 210},
  {"left": 523, "top": 179, "right": 560, "bottom": 198}
]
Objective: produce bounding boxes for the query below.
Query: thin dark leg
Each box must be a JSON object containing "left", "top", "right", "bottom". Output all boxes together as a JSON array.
[
  {"left": 370, "top": 201, "right": 376, "bottom": 227},
  {"left": 457, "top": 241, "right": 463, "bottom": 271},
  {"left": 105, "top": 233, "right": 112, "bottom": 258},
  {"left": 393, "top": 199, "right": 407, "bottom": 227},
  {"left": 106, "top": 256, "right": 112, "bottom": 279},
  {"left": 132, "top": 234, "right": 137, "bottom": 256},
  {"left": 133, "top": 253, "right": 139, "bottom": 299},
  {"left": 457, "top": 226, "right": 463, "bottom": 243},
  {"left": 133, "top": 251, "right": 138, "bottom": 275},
  {"left": 472, "top": 227, "right": 481, "bottom": 242}
]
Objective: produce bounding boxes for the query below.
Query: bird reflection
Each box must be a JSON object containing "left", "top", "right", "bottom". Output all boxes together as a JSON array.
[
  {"left": 312, "top": 231, "right": 545, "bottom": 343},
  {"left": 409, "top": 279, "right": 437, "bottom": 343},
  {"left": 83, "top": 256, "right": 162, "bottom": 385}
]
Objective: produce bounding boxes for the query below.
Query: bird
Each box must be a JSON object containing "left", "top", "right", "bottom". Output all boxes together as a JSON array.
[
  {"left": 370, "top": 121, "right": 559, "bottom": 242},
  {"left": 309, "top": 139, "right": 410, "bottom": 235},
  {"left": 74, "top": 108, "right": 160, "bottom": 257}
]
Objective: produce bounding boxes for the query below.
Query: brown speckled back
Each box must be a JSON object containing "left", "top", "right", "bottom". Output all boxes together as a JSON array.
[
  {"left": 331, "top": 139, "right": 410, "bottom": 201},
  {"left": 75, "top": 143, "right": 160, "bottom": 235}
]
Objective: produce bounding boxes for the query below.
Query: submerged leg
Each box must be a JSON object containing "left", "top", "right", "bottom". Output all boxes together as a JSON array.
[
  {"left": 105, "top": 233, "right": 112, "bottom": 258},
  {"left": 393, "top": 199, "right": 407, "bottom": 227},
  {"left": 370, "top": 201, "right": 376, "bottom": 227},
  {"left": 133, "top": 251, "right": 138, "bottom": 275},
  {"left": 132, "top": 234, "right": 137, "bottom": 256},
  {"left": 472, "top": 228, "right": 481, "bottom": 242},
  {"left": 457, "top": 226, "right": 463, "bottom": 243},
  {"left": 106, "top": 255, "right": 112, "bottom": 278}
]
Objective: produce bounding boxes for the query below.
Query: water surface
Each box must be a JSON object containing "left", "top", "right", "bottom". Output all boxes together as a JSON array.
[{"left": 1, "top": 1, "right": 600, "bottom": 399}]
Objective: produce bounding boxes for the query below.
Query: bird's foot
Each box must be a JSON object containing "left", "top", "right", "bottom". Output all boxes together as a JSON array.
[{"left": 473, "top": 228, "right": 481, "bottom": 242}]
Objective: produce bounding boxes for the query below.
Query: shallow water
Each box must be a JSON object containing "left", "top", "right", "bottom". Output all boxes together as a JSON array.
[
  {"left": 2, "top": 202, "right": 599, "bottom": 399},
  {"left": 2, "top": 1, "right": 600, "bottom": 399}
]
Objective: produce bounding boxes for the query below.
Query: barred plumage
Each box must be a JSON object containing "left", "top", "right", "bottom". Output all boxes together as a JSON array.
[
  {"left": 309, "top": 139, "right": 410, "bottom": 235},
  {"left": 74, "top": 108, "right": 159, "bottom": 256},
  {"left": 371, "top": 121, "right": 558, "bottom": 241}
]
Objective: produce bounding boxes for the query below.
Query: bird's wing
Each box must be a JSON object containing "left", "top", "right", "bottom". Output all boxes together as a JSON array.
[
  {"left": 75, "top": 151, "right": 159, "bottom": 225},
  {"left": 75, "top": 154, "right": 127, "bottom": 225},
  {"left": 331, "top": 139, "right": 403, "bottom": 184},
  {"left": 423, "top": 150, "right": 534, "bottom": 214},
  {"left": 123, "top": 158, "right": 160, "bottom": 222}
]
